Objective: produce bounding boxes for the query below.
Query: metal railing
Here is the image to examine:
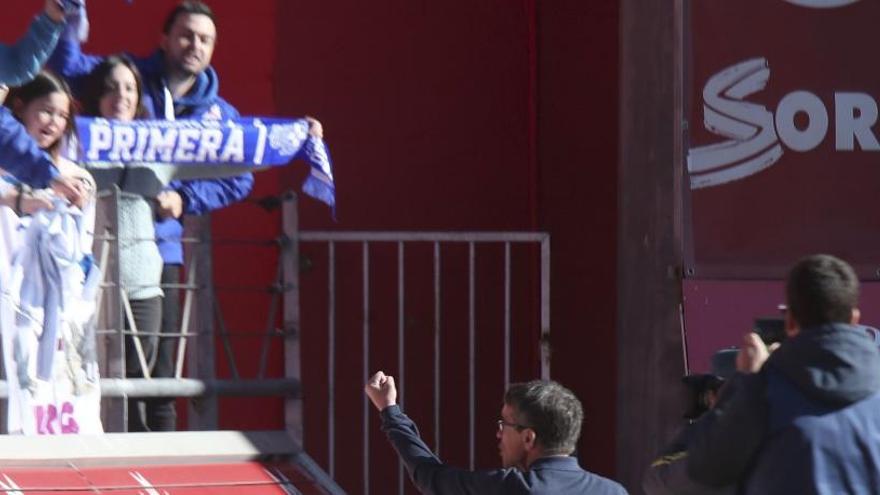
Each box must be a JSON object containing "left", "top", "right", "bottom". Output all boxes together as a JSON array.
[
  {"left": 86, "top": 188, "right": 306, "bottom": 435},
  {"left": 296, "top": 230, "right": 550, "bottom": 495},
  {"left": 0, "top": 188, "right": 550, "bottom": 495}
]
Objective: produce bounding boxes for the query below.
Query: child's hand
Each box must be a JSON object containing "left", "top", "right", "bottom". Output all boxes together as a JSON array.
[
  {"left": 44, "top": 0, "right": 66, "bottom": 23},
  {"left": 19, "top": 193, "right": 54, "bottom": 215},
  {"left": 50, "top": 175, "right": 87, "bottom": 208}
]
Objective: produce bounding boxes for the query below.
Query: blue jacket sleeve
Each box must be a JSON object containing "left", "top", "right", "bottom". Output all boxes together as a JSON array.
[
  {"left": 0, "top": 13, "right": 63, "bottom": 86},
  {"left": 0, "top": 107, "right": 58, "bottom": 188},
  {"left": 46, "top": 29, "right": 104, "bottom": 80},
  {"left": 379, "top": 405, "right": 521, "bottom": 494},
  {"left": 168, "top": 100, "right": 254, "bottom": 214},
  {"left": 170, "top": 173, "right": 255, "bottom": 215}
]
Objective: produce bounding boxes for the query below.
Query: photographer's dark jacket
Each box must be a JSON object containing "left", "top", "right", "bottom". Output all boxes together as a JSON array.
[
  {"left": 686, "top": 323, "right": 880, "bottom": 494},
  {"left": 643, "top": 424, "right": 734, "bottom": 495}
]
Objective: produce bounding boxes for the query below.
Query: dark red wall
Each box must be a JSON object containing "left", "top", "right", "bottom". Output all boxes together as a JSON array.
[
  {"left": 275, "top": 2, "right": 619, "bottom": 490},
  {"left": 274, "top": 4, "right": 541, "bottom": 492},
  {"left": 2, "top": 0, "right": 620, "bottom": 491},
  {"left": 536, "top": 2, "right": 620, "bottom": 475}
]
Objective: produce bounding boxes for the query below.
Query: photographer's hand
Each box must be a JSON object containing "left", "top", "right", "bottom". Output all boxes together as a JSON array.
[{"left": 736, "top": 332, "right": 779, "bottom": 373}]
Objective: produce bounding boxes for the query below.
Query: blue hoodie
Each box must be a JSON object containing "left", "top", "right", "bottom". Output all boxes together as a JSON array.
[
  {"left": 0, "top": 106, "right": 59, "bottom": 188},
  {"left": 0, "top": 13, "right": 63, "bottom": 86},
  {"left": 0, "top": 13, "right": 64, "bottom": 188},
  {"left": 48, "top": 37, "right": 254, "bottom": 265},
  {"left": 688, "top": 323, "right": 880, "bottom": 494}
]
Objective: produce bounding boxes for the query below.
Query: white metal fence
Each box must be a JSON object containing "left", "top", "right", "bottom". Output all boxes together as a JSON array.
[
  {"left": 0, "top": 190, "right": 550, "bottom": 495},
  {"left": 297, "top": 230, "right": 550, "bottom": 495}
]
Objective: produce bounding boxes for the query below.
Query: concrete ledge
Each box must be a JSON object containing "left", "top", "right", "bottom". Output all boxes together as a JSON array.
[
  {"left": 0, "top": 379, "right": 301, "bottom": 398},
  {"left": 0, "top": 430, "right": 302, "bottom": 467}
]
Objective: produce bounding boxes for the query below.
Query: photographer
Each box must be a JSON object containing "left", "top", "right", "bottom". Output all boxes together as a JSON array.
[
  {"left": 642, "top": 350, "right": 736, "bottom": 495},
  {"left": 685, "top": 254, "right": 880, "bottom": 494}
]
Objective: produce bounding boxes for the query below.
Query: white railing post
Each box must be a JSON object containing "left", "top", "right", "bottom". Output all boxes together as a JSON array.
[
  {"left": 185, "top": 214, "right": 217, "bottom": 429},
  {"left": 281, "top": 192, "right": 303, "bottom": 445},
  {"left": 94, "top": 186, "right": 126, "bottom": 432}
]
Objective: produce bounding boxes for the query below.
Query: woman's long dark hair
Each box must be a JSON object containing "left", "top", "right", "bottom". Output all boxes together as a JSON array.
[
  {"left": 5, "top": 70, "right": 77, "bottom": 159},
  {"left": 80, "top": 54, "right": 148, "bottom": 120}
]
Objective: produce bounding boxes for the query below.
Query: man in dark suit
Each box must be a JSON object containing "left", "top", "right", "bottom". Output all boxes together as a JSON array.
[{"left": 365, "top": 371, "right": 627, "bottom": 494}]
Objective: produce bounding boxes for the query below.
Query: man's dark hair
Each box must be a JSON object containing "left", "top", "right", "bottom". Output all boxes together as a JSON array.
[
  {"left": 786, "top": 254, "right": 859, "bottom": 329},
  {"left": 162, "top": 1, "right": 215, "bottom": 34},
  {"left": 504, "top": 380, "right": 583, "bottom": 455}
]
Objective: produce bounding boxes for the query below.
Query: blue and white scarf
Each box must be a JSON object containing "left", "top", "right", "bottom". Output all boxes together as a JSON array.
[{"left": 75, "top": 116, "right": 336, "bottom": 210}]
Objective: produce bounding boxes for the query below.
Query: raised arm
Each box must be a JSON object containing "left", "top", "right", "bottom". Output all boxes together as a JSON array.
[
  {"left": 0, "top": 2, "right": 65, "bottom": 86},
  {"left": 366, "top": 372, "right": 516, "bottom": 495},
  {"left": 46, "top": 2, "right": 104, "bottom": 81}
]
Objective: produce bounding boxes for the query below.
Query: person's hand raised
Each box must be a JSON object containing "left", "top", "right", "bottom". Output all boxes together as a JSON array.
[
  {"left": 44, "top": 0, "right": 66, "bottom": 23},
  {"left": 365, "top": 371, "right": 397, "bottom": 412},
  {"left": 306, "top": 116, "right": 324, "bottom": 139},
  {"left": 736, "top": 332, "right": 780, "bottom": 374}
]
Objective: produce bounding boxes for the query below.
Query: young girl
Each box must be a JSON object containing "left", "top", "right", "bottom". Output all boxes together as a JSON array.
[
  {"left": 1, "top": 70, "right": 94, "bottom": 212},
  {"left": 0, "top": 70, "right": 101, "bottom": 435}
]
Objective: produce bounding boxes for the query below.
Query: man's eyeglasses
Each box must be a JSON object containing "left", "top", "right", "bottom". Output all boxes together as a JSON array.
[{"left": 496, "top": 419, "right": 529, "bottom": 432}]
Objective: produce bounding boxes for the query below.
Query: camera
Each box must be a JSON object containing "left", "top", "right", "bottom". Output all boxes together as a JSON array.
[
  {"left": 681, "top": 374, "right": 725, "bottom": 420},
  {"left": 681, "top": 348, "right": 737, "bottom": 420},
  {"left": 753, "top": 317, "right": 786, "bottom": 346}
]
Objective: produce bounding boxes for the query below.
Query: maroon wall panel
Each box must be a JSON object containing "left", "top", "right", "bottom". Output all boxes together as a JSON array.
[
  {"left": 275, "top": 3, "right": 539, "bottom": 492},
  {"left": 2, "top": 0, "right": 622, "bottom": 490},
  {"left": 537, "top": 1, "right": 620, "bottom": 478},
  {"left": 687, "top": 1, "right": 880, "bottom": 277},
  {"left": 275, "top": 2, "right": 536, "bottom": 232}
]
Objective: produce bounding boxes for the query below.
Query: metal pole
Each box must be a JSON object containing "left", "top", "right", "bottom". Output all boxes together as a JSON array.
[
  {"left": 328, "top": 241, "right": 336, "bottom": 478},
  {"left": 433, "top": 241, "right": 441, "bottom": 456},
  {"left": 281, "top": 192, "right": 303, "bottom": 444},
  {"left": 214, "top": 298, "right": 240, "bottom": 380},
  {"left": 257, "top": 263, "right": 283, "bottom": 379},
  {"left": 362, "top": 241, "right": 371, "bottom": 495},
  {"left": 397, "top": 241, "right": 405, "bottom": 495},
  {"left": 468, "top": 241, "right": 475, "bottom": 470},
  {"left": 540, "top": 236, "right": 551, "bottom": 380},
  {"left": 122, "top": 291, "right": 151, "bottom": 379},
  {"left": 94, "top": 187, "right": 125, "bottom": 432},
  {"left": 174, "top": 258, "right": 197, "bottom": 379},
  {"left": 504, "top": 242, "right": 511, "bottom": 388},
  {"left": 185, "top": 213, "right": 217, "bottom": 430}
]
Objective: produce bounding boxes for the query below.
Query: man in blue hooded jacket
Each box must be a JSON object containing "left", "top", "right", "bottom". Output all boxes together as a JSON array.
[
  {"left": 686, "top": 254, "right": 880, "bottom": 494},
  {"left": 47, "top": 0, "right": 253, "bottom": 431}
]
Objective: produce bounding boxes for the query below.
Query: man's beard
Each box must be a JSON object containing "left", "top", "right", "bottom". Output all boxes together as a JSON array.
[{"left": 168, "top": 56, "right": 202, "bottom": 79}]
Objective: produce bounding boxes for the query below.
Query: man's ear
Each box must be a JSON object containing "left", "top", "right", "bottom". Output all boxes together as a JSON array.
[
  {"left": 159, "top": 33, "right": 169, "bottom": 52},
  {"left": 851, "top": 307, "right": 861, "bottom": 325},
  {"left": 524, "top": 430, "right": 536, "bottom": 449}
]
